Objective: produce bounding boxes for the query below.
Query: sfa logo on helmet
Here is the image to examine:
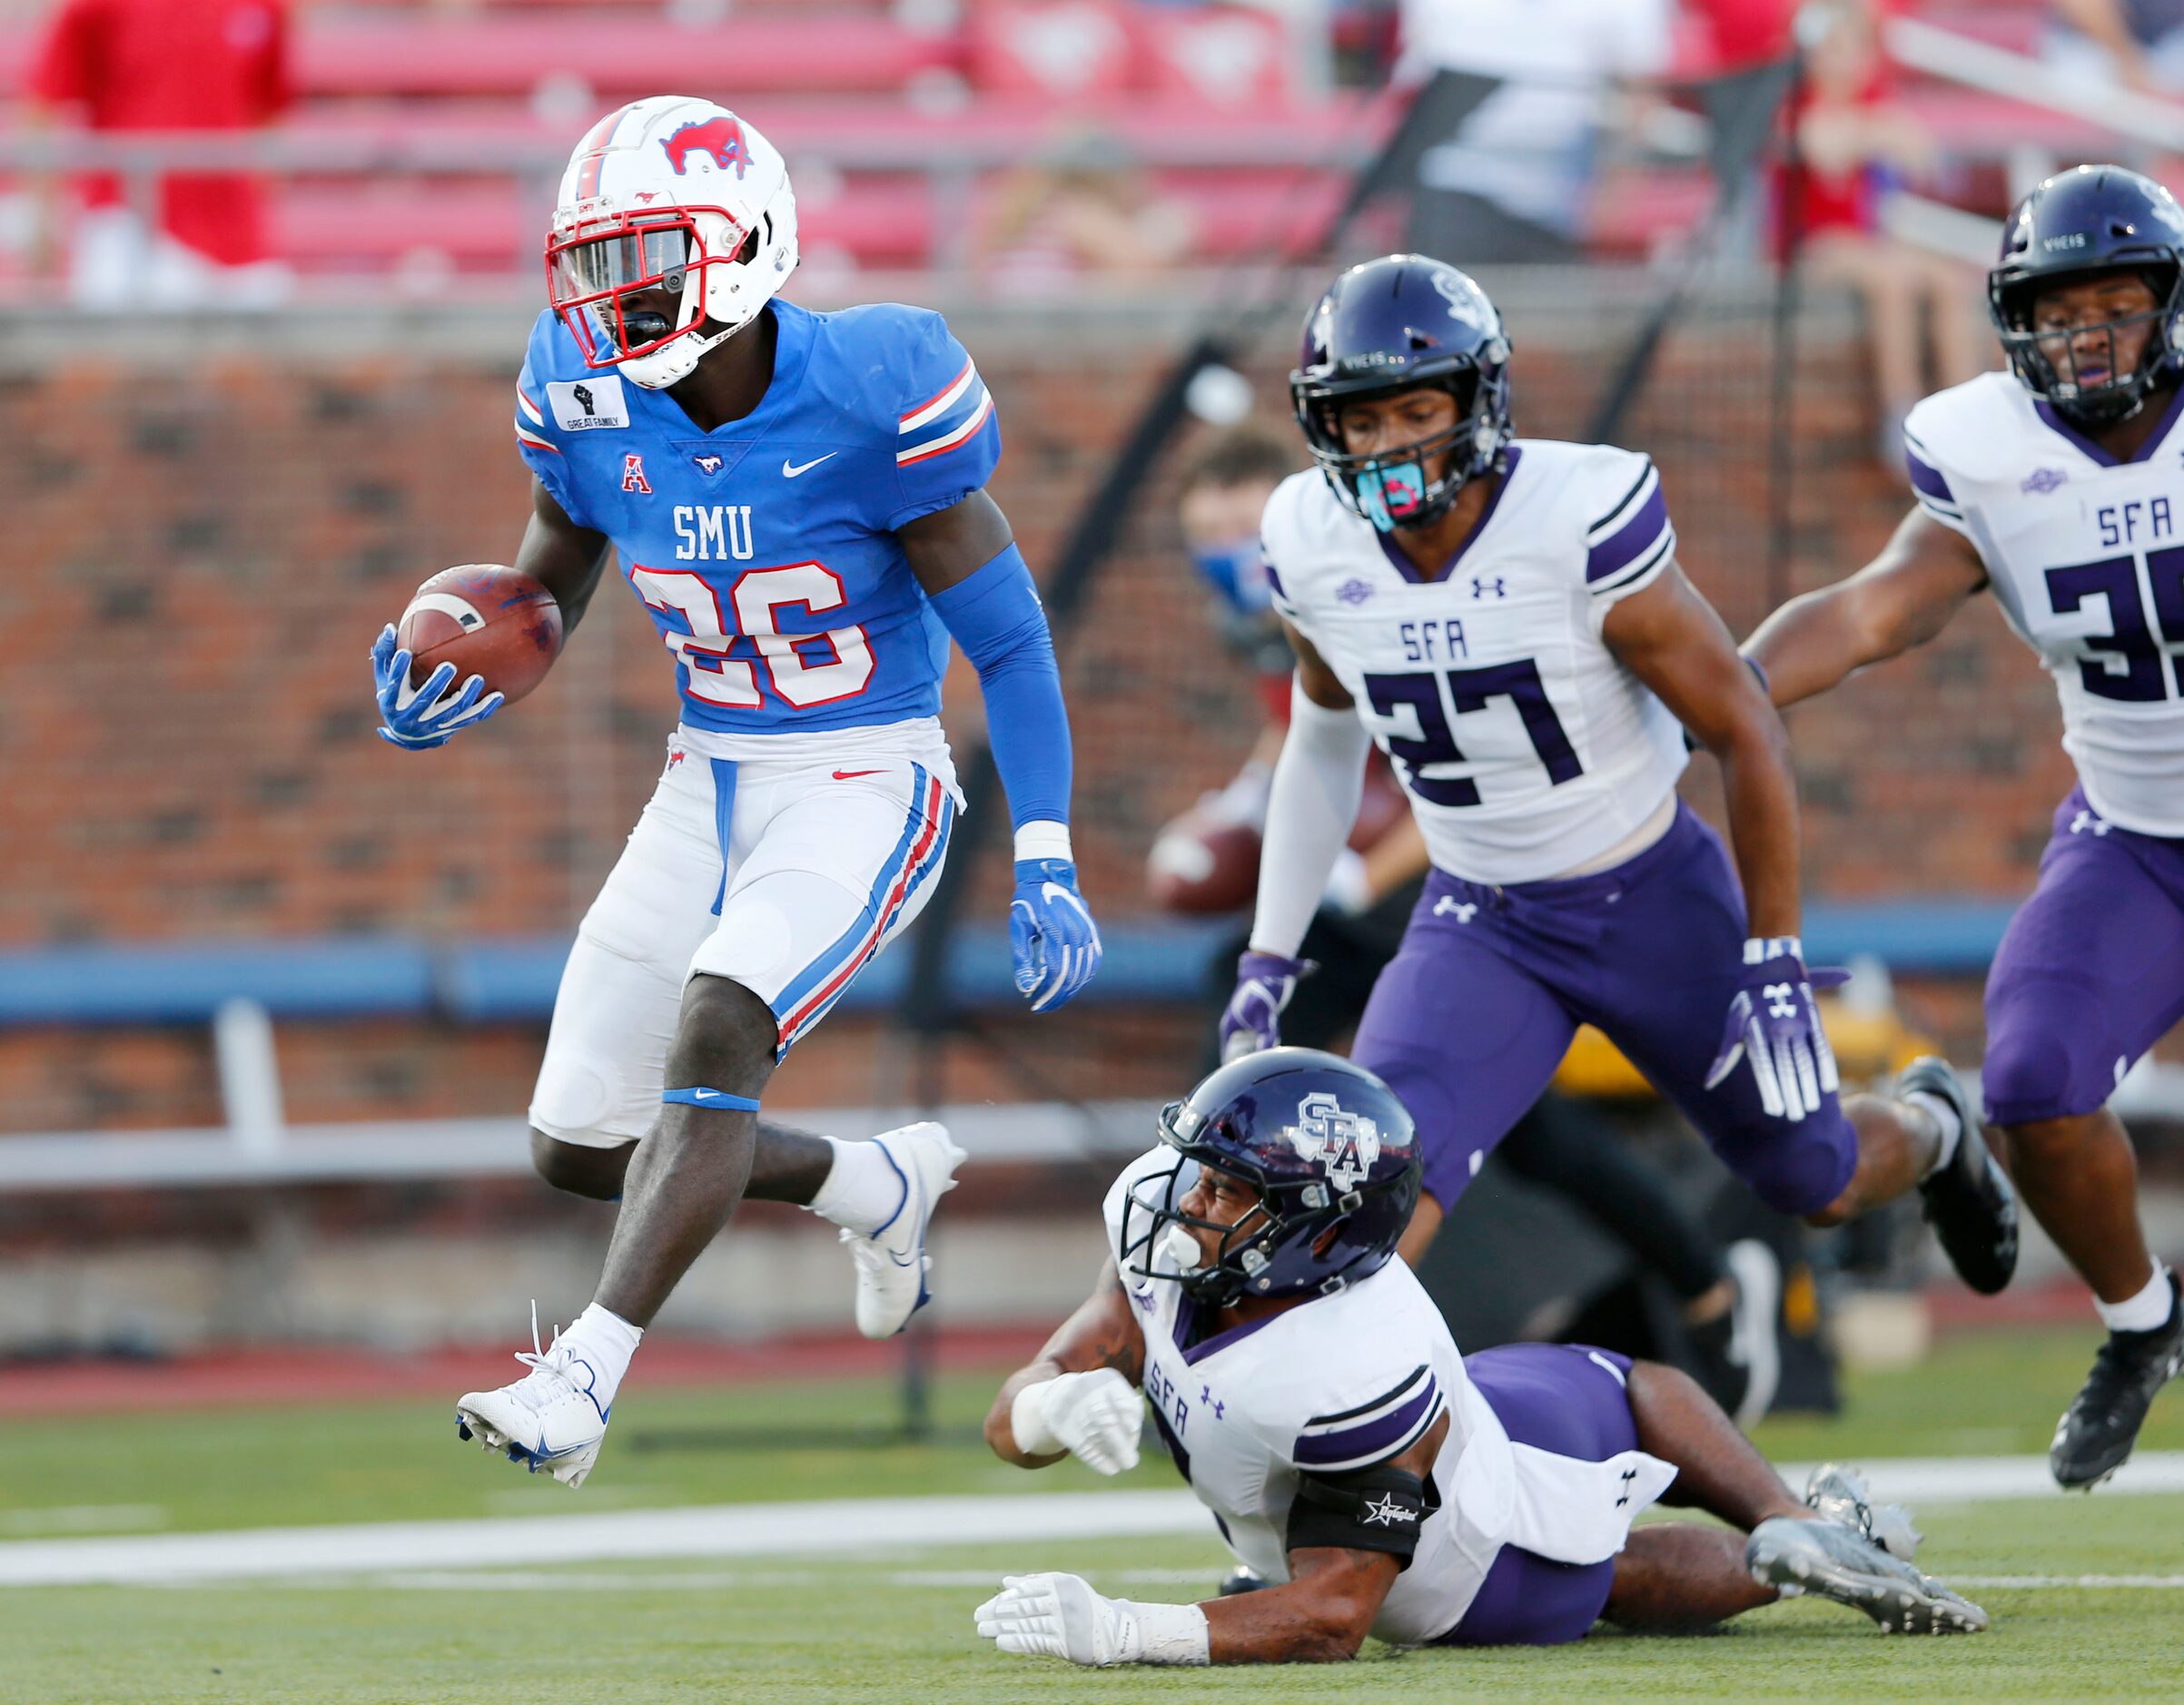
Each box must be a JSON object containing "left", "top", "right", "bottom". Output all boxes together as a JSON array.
[
  {"left": 662, "top": 116, "right": 750, "bottom": 178},
  {"left": 1290, "top": 1092, "right": 1380, "bottom": 1191}
]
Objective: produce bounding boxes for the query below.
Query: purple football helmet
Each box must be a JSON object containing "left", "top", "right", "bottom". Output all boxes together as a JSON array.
[
  {"left": 1990, "top": 164, "right": 2184, "bottom": 428},
  {"left": 1121, "top": 1048, "right": 1421, "bottom": 1307},
  {"left": 1290, "top": 254, "right": 1514, "bottom": 532}
]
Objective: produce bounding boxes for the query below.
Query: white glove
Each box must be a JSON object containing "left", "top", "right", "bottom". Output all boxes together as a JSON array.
[
  {"left": 1011, "top": 1369, "right": 1142, "bottom": 1475},
  {"left": 973, "top": 1572, "right": 1209, "bottom": 1667}
]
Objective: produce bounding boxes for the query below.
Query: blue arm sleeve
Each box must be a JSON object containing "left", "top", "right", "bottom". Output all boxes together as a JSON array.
[{"left": 928, "top": 542, "right": 1072, "bottom": 830}]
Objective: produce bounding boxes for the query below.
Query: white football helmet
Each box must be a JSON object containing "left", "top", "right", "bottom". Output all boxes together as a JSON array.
[{"left": 546, "top": 95, "right": 799, "bottom": 389}]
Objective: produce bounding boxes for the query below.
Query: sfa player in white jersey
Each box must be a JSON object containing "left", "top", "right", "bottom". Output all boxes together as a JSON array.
[
  {"left": 366, "top": 99, "right": 1101, "bottom": 1487},
  {"left": 1747, "top": 166, "right": 2184, "bottom": 1487},
  {"left": 972, "top": 1051, "right": 1986, "bottom": 1666},
  {"left": 1220, "top": 255, "right": 2015, "bottom": 1292}
]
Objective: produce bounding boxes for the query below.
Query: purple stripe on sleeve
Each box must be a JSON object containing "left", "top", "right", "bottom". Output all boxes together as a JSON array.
[
  {"left": 1904, "top": 448, "right": 1956, "bottom": 503},
  {"left": 1585, "top": 484, "right": 1669, "bottom": 584},
  {"left": 1293, "top": 1379, "right": 1438, "bottom": 1467},
  {"left": 1265, "top": 562, "right": 1288, "bottom": 601}
]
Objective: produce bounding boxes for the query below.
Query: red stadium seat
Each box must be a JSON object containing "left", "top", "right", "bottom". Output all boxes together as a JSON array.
[
  {"left": 1139, "top": 6, "right": 1293, "bottom": 109},
  {"left": 292, "top": 15, "right": 963, "bottom": 99},
  {"left": 967, "top": 0, "right": 1141, "bottom": 101}
]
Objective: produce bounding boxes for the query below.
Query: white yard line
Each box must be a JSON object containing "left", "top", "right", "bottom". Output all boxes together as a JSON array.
[{"left": 2, "top": 1454, "right": 2179, "bottom": 1590}]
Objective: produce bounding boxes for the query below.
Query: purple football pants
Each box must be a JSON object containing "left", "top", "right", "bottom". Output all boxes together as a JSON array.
[
  {"left": 1440, "top": 1343, "right": 1637, "bottom": 1647},
  {"left": 1350, "top": 803, "right": 1857, "bottom": 1217},
  {"left": 1983, "top": 786, "right": 2184, "bottom": 1128}
]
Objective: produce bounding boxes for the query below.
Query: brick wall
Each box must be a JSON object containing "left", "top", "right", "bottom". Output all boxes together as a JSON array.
[{"left": 0, "top": 284, "right": 2097, "bottom": 1133}]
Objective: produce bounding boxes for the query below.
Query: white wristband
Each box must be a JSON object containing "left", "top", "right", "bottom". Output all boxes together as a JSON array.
[
  {"left": 1115, "top": 1600, "right": 1211, "bottom": 1666},
  {"left": 1011, "top": 1378, "right": 1064, "bottom": 1456},
  {"left": 1744, "top": 935, "right": 1804, "bottom": 964},
  {"left": 1014, "top": 820, "right": 1073, "bottom": 864}
]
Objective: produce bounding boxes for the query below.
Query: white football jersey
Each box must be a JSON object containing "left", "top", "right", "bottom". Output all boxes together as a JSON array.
[
  {"left": 1102, "top": 1148, "right": 1510, "bottom": 1645},
  {"left": 1260, "top": 446, "right": 1689, "bottom": 883},
  {"left": 1907, "top": 370, "right": 2184, "bottom": 836}
]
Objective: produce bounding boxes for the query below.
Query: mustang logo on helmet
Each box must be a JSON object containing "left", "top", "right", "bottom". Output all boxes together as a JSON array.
[
  {"left": 1290, "top": 1092, "right": 1380, "bottom": 1191},
  {"left": 661, "top": 116, "right": 750, "bottom": 178}
]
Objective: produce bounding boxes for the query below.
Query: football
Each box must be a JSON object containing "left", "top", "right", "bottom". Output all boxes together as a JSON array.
[
  {"left": 1146, "top": 809, "right": 1262, "bottom": 914},
  {"left": 396, "top": 564, "right": 564, "bottom": 706}
]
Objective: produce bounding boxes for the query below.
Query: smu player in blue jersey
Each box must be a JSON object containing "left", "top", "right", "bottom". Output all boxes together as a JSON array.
[{"left": 368, "top": 97, "right": 1101, "bottom": 1487}]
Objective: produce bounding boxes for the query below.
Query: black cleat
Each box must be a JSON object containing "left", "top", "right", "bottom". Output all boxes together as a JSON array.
[
  {"left": 1903, "top": 1057, "right": 2017, "bottom": 1296},
  {"left": 1218, "top": 1567, "right": 1268, "bottom": 1596},
  {"left": 2050, "top": 1272, "right": 2184, "bottom": 1490}
]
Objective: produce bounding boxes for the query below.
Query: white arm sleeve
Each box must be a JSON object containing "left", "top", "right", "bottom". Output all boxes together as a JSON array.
[{"left": 1247, "top": 678, "right": 1372, "bottom": 959}]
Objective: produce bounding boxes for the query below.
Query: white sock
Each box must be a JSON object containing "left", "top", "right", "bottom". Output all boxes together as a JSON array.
[
  {"left": 557, "top": 1303, "right": 642, "bottom": 1412},
  {"left": 806, "top": 1135, "right": 909, "bottom": 1238},
  {"left": 2095, "top": 1264, "right": 2176, "bottom": 1335},
  {"left": 1904, "top": 1090, "right": 1962, "bottom": 1178}
]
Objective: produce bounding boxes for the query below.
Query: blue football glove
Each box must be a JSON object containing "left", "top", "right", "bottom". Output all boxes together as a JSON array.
[
  {"left": 1010, "top": 858, "right": 1102, "bottom": 1012},
  {"left": 1220, "top": 950, "right": 1308, "bottom": 1062},
  {"left": 1704, "top": 936, "right": 1850, "bottom": 1122},
  {"left": 371, "top": 623, "right": 504, "bottom": 751}
]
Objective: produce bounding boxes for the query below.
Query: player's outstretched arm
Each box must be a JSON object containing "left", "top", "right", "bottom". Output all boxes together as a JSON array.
[
  {"left": 984, "top": 1257, "right": 1146, "bottom": 1473},
  {"left": 1201, "top": 1412, "right": 1446, "bottom": 1663},
  {"left": 1220, "top": 626, "right": 1369, "bottom": 1061},
  {"left": 1606, "top": 565, "right": 1839, "bottom": 1121},
  {"left": 975, "top": 1414, "right": 1441, "bottom": 1668},
  {"left": 905, "top": 491, "right": 1101, "bottom": 1012},
  {"left": 1743, "top": 507, "right": 1987, "bottom": 709}
]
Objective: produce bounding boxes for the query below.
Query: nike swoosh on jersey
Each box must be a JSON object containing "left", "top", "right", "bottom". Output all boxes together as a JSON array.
[
  {"left": 782, "top": 453, "right": 838, "bottom": 478},
  {"left": 832, "top": 768, "right": 884, "bottom": 780}
]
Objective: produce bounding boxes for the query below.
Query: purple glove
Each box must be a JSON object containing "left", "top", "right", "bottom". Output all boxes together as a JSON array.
[
  {"left": 1220, "top": 951, "right": 1308, "bottom": 1062},
  {"left": 1704, "top": 936, "right": 1849, "bottom": 1122}
]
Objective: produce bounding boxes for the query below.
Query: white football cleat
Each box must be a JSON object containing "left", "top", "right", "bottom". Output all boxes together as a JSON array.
[
  {"left": 454, "top": 1308, "right": 611, "bottom": 1488},
  {"left": 842, "top": 1120, "right": 966, "bottom": 1339}
]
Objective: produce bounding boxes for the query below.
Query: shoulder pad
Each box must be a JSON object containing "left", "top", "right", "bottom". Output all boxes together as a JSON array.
[{"left": 1903, "top": 371, "right": 2039, "bottom": 487}]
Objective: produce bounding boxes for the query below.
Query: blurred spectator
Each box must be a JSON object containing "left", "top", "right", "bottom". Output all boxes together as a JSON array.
[
  {"left": 978, "top": 129, "right": 1195, "bottom": 295},
  {"left": 1784, "top": 0, "right": 1982, "bottom": 462},
  {"left": 24, "top": 0, "right": 292, "bottom": 309},
  {"left": 2044, "top": 0, "right": 2184, "bottom": 96},
  {"left": 1396, "top": 0, "right": 1675, "bottom": 262}
]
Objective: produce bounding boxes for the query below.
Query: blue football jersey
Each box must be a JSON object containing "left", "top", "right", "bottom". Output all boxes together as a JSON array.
[{"left": 512, "top": 299, "right": 1002, "bottom": 735}]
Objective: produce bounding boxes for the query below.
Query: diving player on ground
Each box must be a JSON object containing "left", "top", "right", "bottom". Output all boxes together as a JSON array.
[
  {"left": 973, "top": 1050, "right": 1986, "bottom": 1666},
  {"left": 1221, "top": 254, "right": 2015, "bottom": 1291},
  {"left": 1744, "top": 165, "right": 2184, "bottom": 1488},
  {"left": 367, "top": 98, "right": 1102, "bottom": 1486}
]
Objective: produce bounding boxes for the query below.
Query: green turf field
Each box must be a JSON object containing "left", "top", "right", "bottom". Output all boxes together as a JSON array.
[{"left": 5, "top": 1327, "right": 2184, "bottom": 1702}]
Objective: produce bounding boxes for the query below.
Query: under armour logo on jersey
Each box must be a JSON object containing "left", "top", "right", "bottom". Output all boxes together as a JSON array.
[
  {"left": 1470, "top": 577, "right": 1507, "bottom": 599},
  {"left": 1764, "top": 982, "right": 1797, "bottom": 1020},
  {"left": 691, "top": 452, "right": 725, "bottom": 476},
  {"left": 1616, "top": 1465, "right": 1639, "bottom": 1508},
  {"left": 1200, "top": 1384, "right": 1225, "bottom": 1420},
  {"left": 620, "top": 453, "right": 652, "bottom": 494},
  {"left": 2021, "top": 466, "right": 2068, "bottom": 495},
  {"left": 2071, "top": 809, "right": 2112, "bottom": 836},
  {"left": 1433, "top": 896, "right": 1477, "bottom": 923},
  {"left": 1336, "top": 577, "right": 1375, "bottom": 606}
]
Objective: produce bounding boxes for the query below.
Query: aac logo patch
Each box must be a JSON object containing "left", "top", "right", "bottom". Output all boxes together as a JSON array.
[
  {"left": 1290, "top": 1092, "right": 1379, "bottom": 1192},
  {"left": 621, "top": 453, "right": 652, "bottom": 494}
]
